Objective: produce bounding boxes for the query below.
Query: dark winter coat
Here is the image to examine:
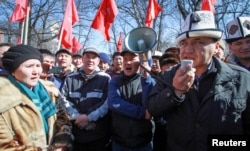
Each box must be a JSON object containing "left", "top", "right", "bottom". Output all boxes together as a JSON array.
[
  {"left": 108, "top": 73, "right": 155, "bottom": 148},
  {"left": 147, "top": 57, "right": 250, "bottom": 151}
]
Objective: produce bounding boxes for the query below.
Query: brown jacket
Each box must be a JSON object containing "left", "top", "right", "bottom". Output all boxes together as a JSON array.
[{"left": 0, "top": 77, "right": 73, "bottom": 151}]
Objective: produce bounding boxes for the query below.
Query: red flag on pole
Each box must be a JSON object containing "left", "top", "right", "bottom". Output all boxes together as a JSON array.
[
  {"left": 91, "top": 0, "right": 118, "bottom": 41},
  {"left": 9, "top": 0, "right": 29, "bottom": 22},
  {"left": 16, "top": 0, "right": 28, "bottom": 8},
  {"left": 17, "top": 36, "right": 22, "bottom": 44},
  {"left": 117, "top": 32, "right": 122, "bottom": 52},
  {"left": 71, "top": 37, "right": 82, "bottom": 54},
  {"left": 145, "top": 0, "right": 162, "bottom": 27},
  {"left": 59, "top": 0, "right": 79, "bottom": 49},
  {"left": 201, "top": 0, "right": 217, "bottom": 13}
]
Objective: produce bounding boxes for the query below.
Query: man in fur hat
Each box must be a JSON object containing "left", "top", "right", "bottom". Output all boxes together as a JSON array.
[{"left": 147, "top": 11, "right": 250, "bottom": 151}]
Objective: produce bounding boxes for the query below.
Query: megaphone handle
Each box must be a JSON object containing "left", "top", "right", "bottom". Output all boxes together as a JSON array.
[{"left": 139, "top": 63, "right": 174, "bottom": 89}]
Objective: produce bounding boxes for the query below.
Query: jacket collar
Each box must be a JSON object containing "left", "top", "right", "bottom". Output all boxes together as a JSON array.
[
  {"left": 214, "top": 57, "right": 238, "bottom": 81},
  {"left": 80, "top": 69, "right": 99, "bottom": 81},
  {"left": 0, "top": 77, "right": 23, "bottom": 112}
]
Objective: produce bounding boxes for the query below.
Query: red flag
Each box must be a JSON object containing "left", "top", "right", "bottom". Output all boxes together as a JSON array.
[
  {"left": 17, "top": 36, "right": 22, "bottom": 44},
  {"left": 91, "top": 0, "right": 118, "bottom": 41},
  {"left": 9, "top": 0, "right": 29, "bottom": 22},
  {"left": 117, "top": 32, "right": 122, "bottom": 52},
  {"left": 71, "top": 37, "right": 82, "bottom": 54},
  {"left": 15, "top": 0, "right": 28, "bottom": 8},
  {"left": 145, "top": 0, "right": 162, "bottom": 27},
  {"left": 201, "top": 0, "right": 217, "bottom": 13},
  {"left": 59, "top": 0, "right": 79, "bottom": 49}
]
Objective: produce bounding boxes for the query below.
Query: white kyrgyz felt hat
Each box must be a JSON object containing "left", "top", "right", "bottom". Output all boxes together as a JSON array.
[
  {"left": 175, "top": 11, "right": 223, "bottom": 44},
  {"left": 152, "top": 51, "right": 162, "bottom": 58},
  {"left": 225, "top": 17, "right": 250, "bottom": 43}
]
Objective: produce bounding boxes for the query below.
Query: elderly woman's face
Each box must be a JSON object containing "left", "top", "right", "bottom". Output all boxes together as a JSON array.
[{"left": 13, "top": 59, "right": 42, "bottom": 87}]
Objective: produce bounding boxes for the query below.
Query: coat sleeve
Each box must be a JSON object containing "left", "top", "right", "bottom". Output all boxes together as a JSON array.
[
  {"left": 51, "top": 93, "right": 74, "bottom": 150},
  {"left": 108, "top": 77, "right": 147, "bottom": 120},
  {"left": 141, "top": 76, "right": 156, "bottom": 108},
  {"left": 87, "top": 99, "right": 109, "bottom": 122},
  {"left": 60, "top": 77, "right": 81, "bottom": 120},
  {"left": 87, "top": 76, "right": 110, "bottom": 122},
  {"left": 146, "top": 69, "right": 185, "bottom": 117}
]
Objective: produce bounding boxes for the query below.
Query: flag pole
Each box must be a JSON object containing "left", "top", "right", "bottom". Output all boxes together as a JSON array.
[
  {"left": 80, "top": 27, "right": 92, "bottom": 54},
  {"left": 57, "top": 26, "right": 64, "bottom": 50},
  {"left": 20, "top": 22, "right": 24, "bottom": 44},
  {"left": 23, "top": 6, "right": 30, "bottom": 45}
]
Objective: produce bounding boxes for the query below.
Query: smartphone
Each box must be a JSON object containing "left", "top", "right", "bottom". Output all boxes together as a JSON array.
[
  {"left": 181, "top": 59, "right": 193, "bottom": 68},
  {"left": 48, "top": 66, "right": 63, "bottom": 74}
]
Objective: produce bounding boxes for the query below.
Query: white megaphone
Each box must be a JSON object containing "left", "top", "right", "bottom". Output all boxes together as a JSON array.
[{"left": 124, "top": 27, "right": 157, "bottom": 66}]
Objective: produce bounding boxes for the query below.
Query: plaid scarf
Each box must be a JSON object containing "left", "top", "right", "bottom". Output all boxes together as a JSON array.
[{"left": 8, "top": 75, "right": 56, "bottom": 134}]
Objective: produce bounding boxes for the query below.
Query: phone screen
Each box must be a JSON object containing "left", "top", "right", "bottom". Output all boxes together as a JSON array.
[{"left": 48, "top": 66, "right": 63, "bottom": 74}]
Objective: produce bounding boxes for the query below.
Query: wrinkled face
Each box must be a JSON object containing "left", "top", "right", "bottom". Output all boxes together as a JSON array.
[
  {"left": 229, "top": 37, "right": 250, "bottom": 60},
  {"left": 113, "top": 55, "right": 123, "bottom": 70},
  {"left": 0, "top": 46, "right": 10, "bottom": 67},
  {"left": 56, "top": 52, "right": 72, "bottom": 68},
  {"left": 82, "top": 52, "right": 100, "bottom": 74},
  {"left": 179, "top": 37, "right": 218, "bottom": 70},
  {"left": 99, "top": 61, "right": 109, "bottom": 72},
  {"left": 72, "top": 56, "right": 83, "bottom": 69},
  {"left": 151, "top": 57, "right": 161, "bottom": 74},
  {"left": 122, "top": 52, "right": 140, "bottom": 76},
  {"left": 12, "top": 59, "right": 42, "bottom": 87}
]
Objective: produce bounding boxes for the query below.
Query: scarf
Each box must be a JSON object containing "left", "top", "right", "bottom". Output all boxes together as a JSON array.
[{"left": 8, "top": 75, "right": 56, "bottom": 134}]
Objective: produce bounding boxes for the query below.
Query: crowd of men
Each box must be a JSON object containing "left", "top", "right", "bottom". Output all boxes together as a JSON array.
[{"left": 0, "top": 10, "right": 250, "bottom": 151}]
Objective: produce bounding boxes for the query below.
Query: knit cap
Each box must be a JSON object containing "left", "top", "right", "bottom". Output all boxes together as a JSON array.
[
  {"left": 2, "top": 44, "right": 42, "bottom": 73},
  {"left": 99, "top": 52, "right": 111, "bottom": 64}
]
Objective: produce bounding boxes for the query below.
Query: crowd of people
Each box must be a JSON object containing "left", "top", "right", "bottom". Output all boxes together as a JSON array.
[{"left": 0, "top": 10, "right": 250, "bottom": 151}]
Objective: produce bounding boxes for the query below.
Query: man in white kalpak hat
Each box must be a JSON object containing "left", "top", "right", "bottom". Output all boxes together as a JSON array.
[
  {"left": 225, "top": 17, "right": 250, "bottom": 71},
  {"left": 147, "top": 11, "right": 250, "bottom": 151}
]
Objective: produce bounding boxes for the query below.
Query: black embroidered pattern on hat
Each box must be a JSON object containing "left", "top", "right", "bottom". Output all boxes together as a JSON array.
[
  {"left": 229, "top": 25, "right": 238, "bottom": 35},
  {"left": 225, "top": 17, "right": 250, "bottom": 43},
  {"left": 243, "top": 20, "right": 250, "bottom": 30}
]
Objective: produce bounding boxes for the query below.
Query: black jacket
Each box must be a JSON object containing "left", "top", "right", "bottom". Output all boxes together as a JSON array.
[
  {"left": 147, "top": 57, "right": 250, "bottom": 151},
  {"left": 108, "top": 73, "right": 155, "bottom": 148}
]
